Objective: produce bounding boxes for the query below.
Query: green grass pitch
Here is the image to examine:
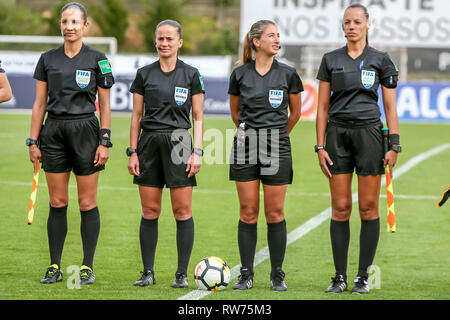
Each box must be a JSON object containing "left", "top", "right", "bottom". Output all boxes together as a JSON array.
[{"left": 0, "top": 113, "right": 449, "bottom": 300}]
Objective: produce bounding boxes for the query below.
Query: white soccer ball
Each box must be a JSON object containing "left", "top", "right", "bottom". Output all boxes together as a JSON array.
[{"left": 194, "top": 257, "right": 231, "bottom": 291}]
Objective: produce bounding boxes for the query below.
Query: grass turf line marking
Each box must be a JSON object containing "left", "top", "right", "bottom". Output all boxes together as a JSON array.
[{"left": 177, "top": 143, "right": 450, "bottom": 300}]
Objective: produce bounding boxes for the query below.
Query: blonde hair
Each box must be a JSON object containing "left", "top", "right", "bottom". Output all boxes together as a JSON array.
[{"left": 242, "top": 20, "right": 276, "bottom": 64}]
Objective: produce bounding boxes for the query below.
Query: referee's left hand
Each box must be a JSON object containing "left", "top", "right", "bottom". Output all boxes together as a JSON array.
[
  {"left": 94, "top": 145, "right": 109, "bottom": 167},
  {"left": 187, "top": 153, "right": 201, "bottom": 178},
  {"left": 383, "top": 150, "right": 398, "bottom": 177}
]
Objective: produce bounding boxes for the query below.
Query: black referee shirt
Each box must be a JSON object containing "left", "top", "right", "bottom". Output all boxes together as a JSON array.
[
  {"left": 228, "top": 59, "right": 303, "bottom": 129},
  {"left": 130, "top": 59, "right": 205, "bottom": 130},
  {"left": 317, "top": 45, "right": 398, "bottom": 123},
  {"left": 33, "top": 43, "right": 115, "bottom": 115}
]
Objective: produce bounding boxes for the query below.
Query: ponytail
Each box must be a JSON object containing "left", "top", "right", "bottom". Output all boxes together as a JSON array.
[{"left": 242, "top": 32, "right": 254, "bottom": 64}]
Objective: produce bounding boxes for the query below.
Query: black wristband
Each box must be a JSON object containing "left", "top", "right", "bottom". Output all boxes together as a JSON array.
[
  {"left": 389, "top": 134, "right": 400, "bottom": 145},
  {"left": 99, "top": 139, "right": 113, "bottom": 148},
  {"left": 100, "top": 128, "right": 111, "bottom": 141}
]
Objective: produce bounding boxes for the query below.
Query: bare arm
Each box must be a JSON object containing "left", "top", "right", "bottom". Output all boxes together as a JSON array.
[
  {"left": 229, "top": 95, "right": 240, "bottom": 128},
  {"left": 191, "top": 93, "right": 204, "bottom": 150},
  {"left": 187, "top": 93, "right": 204, "bottom": 178},
  {"left": 128, "top": 93, "right": 144, "bottom": 176},
  {"left": 316, "top": 81, "right": 333, "bottom": 179},
  {"left": 382, "top": 85, "right": 399, "bottom": 174},
  {"left": 28, "top": 80, "right": 48, "bottom": 172},
  {"left": 0, "top": 73, "right": 12, "bottom": 103},
  {"left": 94, "top": 86, "right": 112, "bottom": 167},
  {"left": 286, "top": 93, "right": 301, "bottom": 134},
  {"left": 97, "top": 87, "right": 111, "bottom": 130}
]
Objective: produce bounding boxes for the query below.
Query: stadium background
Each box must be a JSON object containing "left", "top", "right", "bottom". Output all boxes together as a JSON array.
[{"left": 0, "top": 0, "right": 449, "bottom": 302}]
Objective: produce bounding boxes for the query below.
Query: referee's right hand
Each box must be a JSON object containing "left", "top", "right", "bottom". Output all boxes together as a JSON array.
[
  {"left": 317, "top": 149, "right": 333, "bottom": 179},
  {"left": 128, "top": 154, "right": 140, "bottom": 176},
  {"left": 28, "top": 145, "right": 41, "bottom": 173}
]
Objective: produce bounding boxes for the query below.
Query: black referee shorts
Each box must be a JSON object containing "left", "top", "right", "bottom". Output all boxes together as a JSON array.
[
  {"left": 134, "top": 129, "right": 197, "bottom": 188},
  {"left": 229, "top": 127, "right": 293, "bottom": 185},
  {"left": 325, "top": 119, "right": 384, "bottom": 175},
  {"left": 39, "top": 113, "right": 104, "bottom": 176}
]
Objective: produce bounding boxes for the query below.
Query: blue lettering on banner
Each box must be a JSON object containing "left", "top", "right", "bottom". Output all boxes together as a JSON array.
[{"left": 378, "top": 83, "right": 450, "bottom": 122}]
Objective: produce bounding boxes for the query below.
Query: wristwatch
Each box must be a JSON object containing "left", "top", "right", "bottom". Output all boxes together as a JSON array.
[
  {"left": 193, "top": 148, "right": 203, "bottom": 156},
  {"left": 390, "top": 145, "right": 402, "bottom": 153},
  {"left": 126, "top": 147, "right": 137, "bottom": 157},
  {"left": 26, "top": 138, "right": 38, "bottom": 147},
  {"left": 314, "top": 145, "right": 325, "bottom": 152}
]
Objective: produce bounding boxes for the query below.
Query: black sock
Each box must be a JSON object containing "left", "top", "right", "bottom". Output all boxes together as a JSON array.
[
  {"left": 267, "top": 219, "right": 287, "bottom": 273},
  {"left": 80, "top": 207, "right": 100, "bottom": 269},
  {"left": 238, "top": 220, "right": 257, "bottom": 274},
  {"left": 358, "top": 218, "right": 380, "bottom": 278},
  {"left": 176, "top": 217, "right": 194, "bottom": 275},
  {"left": 47, "top": 204, "right": 68, "bottom": 267},
  {"left": 330, "top": 219, "right": 350, "bottom": 279},
  {"left": 140, "top": 217, "right": 158, "bottom": 272}
]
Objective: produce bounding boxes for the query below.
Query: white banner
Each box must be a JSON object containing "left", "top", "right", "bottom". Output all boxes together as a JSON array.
[{"left": 241, "top": 0, "right": 450, "bottom": 47}]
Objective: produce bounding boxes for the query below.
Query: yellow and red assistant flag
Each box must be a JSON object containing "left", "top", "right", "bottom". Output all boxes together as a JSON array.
[
  {"left": 385, "top": 166, "right": 396, "bottom": 232},
  {"left": 27, "top": 160, "right": 40, "bottom": 225}
]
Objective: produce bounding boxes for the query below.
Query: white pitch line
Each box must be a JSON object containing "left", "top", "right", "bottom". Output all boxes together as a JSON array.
[{"left": 177, "top": 143, "right": 450, "bottom": 300}]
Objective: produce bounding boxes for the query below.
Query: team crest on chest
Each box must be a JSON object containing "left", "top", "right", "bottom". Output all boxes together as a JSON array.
[
  {"left": 361, "top": 70, "right": 375, "bottom": 89},
  {"left": 269, "top": 90, "right": 283, "bottom": 108},
  {"left": 76, "top": 70, "right": 91, "bottom": 89},
  {"left": 174, "top": 87, "right": 188, "bottom": 106}
]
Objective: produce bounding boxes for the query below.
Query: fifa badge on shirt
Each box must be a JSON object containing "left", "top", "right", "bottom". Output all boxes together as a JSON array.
[
  {"left": 269, "top": 90, "right": 283, "bottom": 108},
  {"left": 76, "top": 70, "right": 91, "bottom": 88},
  {"left": 174, "top": 87, "right": 188, "bottom": 106},
  {"left": 361, "top": 70, "right": 375, "bottom": 89}
]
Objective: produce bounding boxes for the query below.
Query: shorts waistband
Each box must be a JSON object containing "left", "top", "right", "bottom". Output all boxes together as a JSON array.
[
  {"left": 328, "top": 118, "right": 381, "bottom": 128},
  {"left": 142, "top": 128, "right": 188, "bottom": 134},
  {"left": 244, "top": 126, "right": 288, "bottom": 135},
  {"left": 47, "top": 112, "right": 95, "bottom": 120}
]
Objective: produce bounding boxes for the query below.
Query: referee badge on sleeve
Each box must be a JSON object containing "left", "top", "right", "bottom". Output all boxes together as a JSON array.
[
  {"left": 361, "top": 70, "right": 375, "bottom": 89},
  {"left": 76, "top": 70, "right": 91, "bottom": 88},
  {"left": 269, "top": 90, "right": 283, "bottom": 108},
  {"left": 174, "top": 87, "right": 188, "bottom": 106}
]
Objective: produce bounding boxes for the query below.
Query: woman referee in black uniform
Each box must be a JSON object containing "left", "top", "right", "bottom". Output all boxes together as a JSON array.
[
  {"left": 28, "top": 2, "right": 114, "bottom": 285},
  {"left": 127, "top": 20, "right": 204, "bottom": 288},
  {"left": 316, "top": 4, "right": 401, "bottom": 294},
  {"left": 228, "top": 20, "right": 302, "bottom": 291}
]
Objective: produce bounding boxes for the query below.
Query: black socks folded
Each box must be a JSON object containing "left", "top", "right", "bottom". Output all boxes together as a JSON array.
[
  {"left": 330, "top": 218, "right": 380, "bottom": 279},
  {"left": 238, "top": 220, "right": 258, "bottom": 274},
  {"left": 358, "top": 218, "right": 380, "bottom": 278},
  {"left": 238, "top": 219, "right": 287, "bottom": 274},
  {"left": 47, "top": 205, "right": 101, "bottom": 269},
  {"left": 47, "top": 204, "right": 68, "bottom": 267},
  {"left": 330, "top": 219, "right": 350, "bottom": 278},
  {"left": 267, "top": 219, "right": 287, "bottom": 273},
  {"left": 176, "top": 217, "right": 194, "bottom": 275},
  {"left": 80, "top": 206, "right": 100, "bottom": 269},
  {"left": 140, "top": 217, "right": 159, "bottom": 272},
  {"left": 139, "top": 216, "right": 194, "bottom": 275}
]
